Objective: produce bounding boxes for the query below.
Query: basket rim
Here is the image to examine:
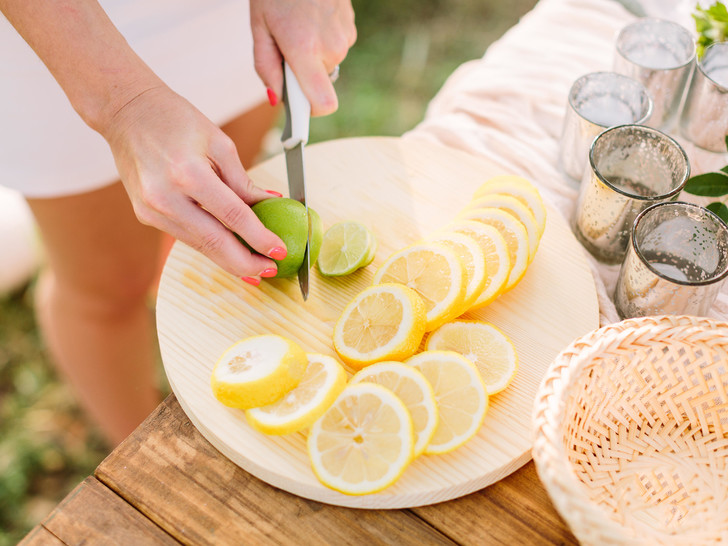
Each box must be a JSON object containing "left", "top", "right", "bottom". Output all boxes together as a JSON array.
[{"left": 531, "top": 314, "right": 728, "bottom": 543}]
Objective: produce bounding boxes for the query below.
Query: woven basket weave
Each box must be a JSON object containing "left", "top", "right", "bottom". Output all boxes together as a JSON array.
[{"left": 532, "top": 315, "right": 728, "bottom": 545}]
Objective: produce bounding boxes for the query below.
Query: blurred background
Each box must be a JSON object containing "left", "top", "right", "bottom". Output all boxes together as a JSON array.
[{"left": 0, "top": 0, "right": 537, "bottom": 542}]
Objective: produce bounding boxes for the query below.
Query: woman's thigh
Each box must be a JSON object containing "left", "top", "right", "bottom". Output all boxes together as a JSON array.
[{"left": 27, "top": 182, "right": 163, "bottom": 310}]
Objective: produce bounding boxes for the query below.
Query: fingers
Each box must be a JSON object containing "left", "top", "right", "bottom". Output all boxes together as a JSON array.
[
  {"left": 250, "top": 0, "right": 356, "bottom": 117},
  {"left": 136, "top": 191, "right": 280, "bottom": 280}
]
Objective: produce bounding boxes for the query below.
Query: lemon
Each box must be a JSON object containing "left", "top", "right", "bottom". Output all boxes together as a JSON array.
[
  {"left": 245, "top": 353, "right": 347, "bottom": 435},
  {"left": 405, "top": 351, "right": 488, "bottom": 455},
  {"left": 427, "top": 231, "right": 487, "bottom": 313},
  {"left": 462, "top": 194, "right": 540, "bottom": 261},
  {"left": 210, "top": 334, "right": 307, "bottom": 409},
  {"left": 444, "top": 220, "right": 510, "bottom": 309},
  {"left": 372, "top": 242, "right": 467, "bottom": 332},
  {"left": 251, "top": 198, "right": 323, "bottom": 278},
  {"left": 457, "top": 207, "right": 529, "bottom": 292},
  {"left": 350, "top": 361, "right": 438, "bottom": 457},
  {"left": 425, "top": 320, "right": 518, "bottom": 395},
  {"left": 317, "top": 221, "right": 376, "bottom": 276},
  {"left": 473, "top": 175, "right": 547, "bottom": 238},
  {"left": 333, "top": 283, "right": 427, "bottom": 370},
  {"left": 307, "top": 382, "right": 415, "bottom": 495}
]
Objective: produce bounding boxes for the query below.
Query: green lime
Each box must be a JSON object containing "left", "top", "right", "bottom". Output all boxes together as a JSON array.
[
  {"left": 316, "top": 221, "right": 376, "bottom": 276},
  {"left": 250, "top": 198, "right": 323, "bottom": 278}
]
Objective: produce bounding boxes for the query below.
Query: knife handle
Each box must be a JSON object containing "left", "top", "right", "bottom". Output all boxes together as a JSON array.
[{"left": 282, "top": 62, "right": 311, "bottom": 150}]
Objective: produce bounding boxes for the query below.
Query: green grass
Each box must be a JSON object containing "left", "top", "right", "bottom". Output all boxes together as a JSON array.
[{"left": 0, "top": 0, "right": 536, "bottom": 542}]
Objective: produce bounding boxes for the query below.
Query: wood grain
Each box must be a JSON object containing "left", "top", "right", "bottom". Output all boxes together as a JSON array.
[
  {"left": 19, "top": 477, "right": 177, "bottom": 545},
  {"left": 156, "top": 136, "right": 600, "bottom": 508},
  {"left": 96, "top": 396, "right": 457, "bottom": 546}
]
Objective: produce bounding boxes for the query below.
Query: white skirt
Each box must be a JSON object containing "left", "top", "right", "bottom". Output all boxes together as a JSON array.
[{"left": 0, "top": 0, "right": 266, "bottom": 198}]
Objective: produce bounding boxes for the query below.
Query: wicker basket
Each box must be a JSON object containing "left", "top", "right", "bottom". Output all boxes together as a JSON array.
[{"left": 532, "top": 315, "right": 728, "bottom": 545}]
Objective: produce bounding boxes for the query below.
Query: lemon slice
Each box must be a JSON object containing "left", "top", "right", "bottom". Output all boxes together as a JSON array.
[
  {"left": 317, "top": 221, "right": 376, "bottom": 276},
  {"left": 444, "top": 220, "right": 510, "bottom": 309},
  {"left": 333, "top": 283, "right": 427, "bottom": 370},
  {"left": 245, "top": 353, "right": 347, "bottom": 435},
  {"left": 307, "top": 382, "right": 415, "bottom": 495},
  {"left": 372, "top": 242, "right": 467, "bottom": 331},
  {"left": 350, "top": 361, "right": 438, "bottom": 457},
  {"left": 427, "top": 231, "right": 487, "bottom": 313},
  {"left": 210, "top": 335, "right": 307, "bottom": 409},
  {"left": 457, "top": 207, "right": 529, "bottom": 292},
  {"left": 425, "top": 320, "right": 518, "bottom": 395},
  {"left": 405, "top": 351, "right": 488, "bottom": 455},
  {"left": 472, "top": 175, "right": 547, "bottom": 239},
  {"left": 463, "top": 194, "right": 540, "bottom": 261}
]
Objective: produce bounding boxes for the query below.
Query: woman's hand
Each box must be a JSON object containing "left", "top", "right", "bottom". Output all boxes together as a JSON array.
[
  {"left": 104, "top": 85, "right": 286, "bottom": 279},
  {"left": 250, "top": 0, "right": 357, "bottom": 117}
]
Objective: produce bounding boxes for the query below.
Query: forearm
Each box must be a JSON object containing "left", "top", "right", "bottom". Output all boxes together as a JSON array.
[{"left": 0, "top": 0, "right": 163, "bottom": 135}]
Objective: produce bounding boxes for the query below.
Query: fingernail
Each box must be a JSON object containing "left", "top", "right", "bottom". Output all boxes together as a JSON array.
[
  {"left": 241, "top": 276, "right": 260, "bottom": 286},
  {"left": 265, "top": 189, "right": 283, "bottom": 197},
  {"left": 267, "top": 88, "right": 278, "bottom": 107},
  {"left": 260, "top": 268, "right": 277, "bottom": 278},
  {"left": 269, "top": 247, "right": 287, "bottom": 260}
]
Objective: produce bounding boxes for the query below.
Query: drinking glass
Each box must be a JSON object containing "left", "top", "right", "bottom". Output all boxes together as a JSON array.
[
  {"left": 680, "top": 42, "right": 728, "bottom": 153},
  {"left": 614, "top": 18, "right": 696, "bottom": 131},
  {"left": 559, "top": 72, "right": 652, "bottom": 182},
  {"left": 573, "top": 124, "right": 689, "bottom": 264},
  {"left": 614, "top": 201, "right": 728, "bottom": 318}
]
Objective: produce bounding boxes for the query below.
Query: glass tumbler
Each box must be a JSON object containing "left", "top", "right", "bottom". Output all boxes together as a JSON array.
[{"left": 614, "top": 201, "right": 728, "bottom": 319}]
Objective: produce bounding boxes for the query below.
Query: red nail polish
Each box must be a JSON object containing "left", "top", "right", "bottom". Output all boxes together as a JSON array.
[
  {"left": 265, "top": 189, "right": 283, "bottom": 197},
  {"left": 260, "top": 268, "right": 277, "bottom": 278},
  {"left": 269, "top": 247, "right": 287, "bottom": 260},
  {"left": 267, "top": 88, "right": 278, "bottom": 107},
  {"left": 241, "top": 276, "right": 260, "bottom": 286}
]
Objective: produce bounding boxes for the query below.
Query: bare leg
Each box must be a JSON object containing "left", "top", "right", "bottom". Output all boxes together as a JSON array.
[
  {"left": 29, "top": 182, "right": 163, "bottom": 447},
  {"left": 28, "top": 100, "right": 278, "bottom": 447}
]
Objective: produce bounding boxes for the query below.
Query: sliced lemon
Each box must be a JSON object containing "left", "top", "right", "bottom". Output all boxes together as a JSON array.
[
  {"left": 245, "top": 353, "right": 347, "bottom": 435},
  {"left": 444, "top": 220, "right": 510, "bottom": 309},
  {"left": 425, "top": 320, "right": 518, "bottom": 395},
  {"left": 317, "top": 221, "right": 376, "bottom": 276},
  {"left": 462, "top": 194, "right": 540, "bottom": 261},
  {"left": 372, "top": 242, "right": 467, "bottom": 331},
  {"left": 210, "top": 334, "right": 307, "bottom": 409},
  {"left": 350, "top": 361, "right": 438, "bottom": 457},
  {"left": 427, "top": 231, "right": 487, "bottom": 313},
  {"left": 307, "top": 382, "right": 415, "bottom": 495},
  {"left": 457, "top": 207, "right": 529, "bottom": 292},
  {"left": 333, "top": 283, "right": 427, "bottom": 370},
  {"left": 472, "top": 175, "right": 547, "bottom": 238},
  {"left": 405, "top": 350, "right": 488, "bottom": 455}
]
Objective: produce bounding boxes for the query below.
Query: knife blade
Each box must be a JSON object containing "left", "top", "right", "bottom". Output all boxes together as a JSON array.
[{"left": 281, "top": 62, "right": 312, "bottom": 301}]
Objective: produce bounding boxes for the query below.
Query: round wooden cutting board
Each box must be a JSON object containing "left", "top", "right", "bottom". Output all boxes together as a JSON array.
[{"left": 157, "top": 136, "right": 599, "bottom": 509}]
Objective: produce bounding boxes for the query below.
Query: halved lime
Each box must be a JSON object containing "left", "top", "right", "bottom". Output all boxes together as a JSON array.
[{"left": 317, "top": 221, "right": 375, "bottom": 276}]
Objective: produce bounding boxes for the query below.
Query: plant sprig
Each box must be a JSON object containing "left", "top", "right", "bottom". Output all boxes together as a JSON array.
[
  {"left": 693, "top": 1, "right": 728, "bottom": 59},
  {"left": 683, "top": 136, "right": 728, "bottom": 223}
]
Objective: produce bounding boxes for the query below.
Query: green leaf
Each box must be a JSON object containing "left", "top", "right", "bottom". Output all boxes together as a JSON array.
[
  {"left": 683, "top": 171, "right": 728, "bottom": 196},
  {"left": 722, "top": 165, "right": 728, "bottom": 175},
  {"left": 707, "top": 201, "right": 728, "bottom": 223}
]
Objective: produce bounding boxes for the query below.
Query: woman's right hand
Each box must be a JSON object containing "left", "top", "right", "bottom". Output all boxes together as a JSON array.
[
  {"left": 103, "top": 84, "right": 287, "bottom": 280},
  {"left": 250, "top": 0, "right": 357, "bottom": 117}
]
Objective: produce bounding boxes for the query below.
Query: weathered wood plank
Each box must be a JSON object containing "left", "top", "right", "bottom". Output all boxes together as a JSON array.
[
  {"left": 17, "top": 526, "right": 64, "bottom": 546},
  {"left": 19, "top": 477, "right": 178, "bottom": 545},
  {"left": 96, "top": 395, "right": 456, "bottom": 545},
  {"left": 412, "top": 462, "right": 578, "bottom": 545}
]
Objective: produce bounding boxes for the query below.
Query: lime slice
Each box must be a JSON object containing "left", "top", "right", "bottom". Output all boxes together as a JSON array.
[{"left": 317, "top": 221, "right": 374, "bottom": 276}]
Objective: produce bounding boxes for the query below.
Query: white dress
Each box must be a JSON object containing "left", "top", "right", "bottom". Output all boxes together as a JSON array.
[{"left": 0, "top": 0, "right": 266, "bottom": 198}]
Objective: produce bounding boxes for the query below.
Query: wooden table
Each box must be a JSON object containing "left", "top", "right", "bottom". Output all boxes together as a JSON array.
[{"left": 21, "top": 393, "right": 578, "bottom": 545}]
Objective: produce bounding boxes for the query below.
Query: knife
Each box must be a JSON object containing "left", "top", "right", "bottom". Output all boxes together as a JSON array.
[{"left": 281, "top": 62, "right": 312, "bottom": 301}]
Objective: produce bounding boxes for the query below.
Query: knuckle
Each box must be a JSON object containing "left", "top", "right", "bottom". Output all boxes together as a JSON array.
[
  {"left": 219, "top": 204, "right": 249, "bottom": 231},
  {"left": 194, "top": 230, "right": 226, "bottom": 257}
]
